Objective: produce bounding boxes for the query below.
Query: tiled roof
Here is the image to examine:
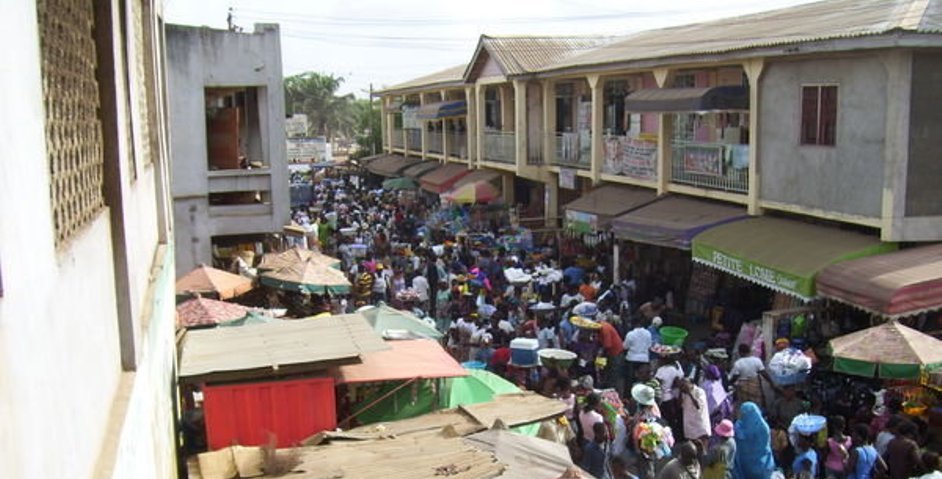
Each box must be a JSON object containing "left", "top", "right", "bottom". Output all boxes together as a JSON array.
[{"left": 541, "top": 0, "right": 942, "bottom": 73}]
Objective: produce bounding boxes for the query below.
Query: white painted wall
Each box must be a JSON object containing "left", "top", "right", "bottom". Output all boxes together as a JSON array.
[
  {"left": 0, "top": 2, "right": 177, "bottom": 478},
  {"left": 167, "top": 23, "right": 290, "bottom": 275}
]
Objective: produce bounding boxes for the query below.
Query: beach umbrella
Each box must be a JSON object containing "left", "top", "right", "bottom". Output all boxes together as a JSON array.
[
  {"left": 217, "top": 310, "right": 277, "bottom": 328},
  {"left": 257, "top": 246, "right": 341, "bottom": 271},
  {"left": 260, "top": 257, "right": 351, "bottom": 294},
  {"left": 441, "top": 181, "right": 500, "bottom": 204},
  {"left": 381, "top": 177, "right": 418, "bottom": 191},
  {"left": 358, "top": 303, "right": 443, "bottom": 339},
  {"left": 175, "top": 264, "right": 253, "bottom": 300},
  {"left": 175, "top": 296, "right": 249, "bottom": 328},
  {"left": 828, "top": 319, "right": 942, "bottom": 379}
]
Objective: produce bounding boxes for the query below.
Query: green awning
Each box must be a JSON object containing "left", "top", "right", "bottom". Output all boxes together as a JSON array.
[{"left": 691, "top": 217, "right": 895, "bottom": 300}]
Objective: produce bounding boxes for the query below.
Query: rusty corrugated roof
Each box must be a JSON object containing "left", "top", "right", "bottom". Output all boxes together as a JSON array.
[
  {"left": 473, "top": 34, "right": 616, "bottom": 77},
  {"left": 378, "top": 64, "right": 467, "bottom": 95},
  {"left": 541, "top": 0, "right": 942, "bottom": 73}
]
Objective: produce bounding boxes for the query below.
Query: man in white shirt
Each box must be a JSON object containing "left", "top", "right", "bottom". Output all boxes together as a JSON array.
[
  {"left": 623, "top": 317, "right": 652, "bottom": 385},
  {"left": 655, "top": 356, "right": 685, "bottom": 439},
  {"left": 729, "top": 343, "right": 776, "bottom": 406},
  {"left": 411, "top": 272, "right": 430, "bottom": 310}
]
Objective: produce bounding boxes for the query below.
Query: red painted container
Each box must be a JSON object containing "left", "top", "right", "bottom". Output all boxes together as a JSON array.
[{"left": 202, "top": 377, "right": 336, "bottom": 449}]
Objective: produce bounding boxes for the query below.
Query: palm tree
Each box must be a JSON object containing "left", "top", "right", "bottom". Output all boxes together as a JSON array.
[{"left": 284, "top": 72, "right": 355, "bottom": 141}]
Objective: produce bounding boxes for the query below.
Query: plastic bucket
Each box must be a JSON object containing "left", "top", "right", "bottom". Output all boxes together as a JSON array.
[{"left": 660, "top": 326, "right": 689, "bottom": 346}]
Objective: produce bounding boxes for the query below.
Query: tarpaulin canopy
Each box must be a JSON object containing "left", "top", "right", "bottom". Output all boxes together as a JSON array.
[
  {"left": 358, "top": 303, "right": 443, "bottom": 339},
  {"left": 463, "top": 430, "right": 590, "bottom": 479},
  {"left": 563, "top": 184, "right": 656, "bottom": 233},
  {"left": 381, "top": 176, "right": 418, "bottom": 191},
  {"left": 829, "top": 320, "right": 942, "bottom": 379},
  {"left": 364, "top": 154, "right": 420, "bottom": 177},
  {"left": 612, "top": 195, "right": 748, "bottom": 250},
  {"left": 625, "top": 85, "right": 749, "bottom": 112},
  {"left": 416, "top": 100, "right": 468, "bottom": 120},
  {"left": 175, "top": 264, "right": 253, "bottom": 300},
  {"left": 817, "top": 244, "right": 942, "bottom": 318},
  {"left": 401, "top": 160, "right": 441, "bottom": 178},
  {"left": 330, "top": 339, "right": 467, "bottom": 384},
  {"left": 419, "top": 163, "right": 471, "bottom": 193},
  {"left": 260, "top": 257, "right": 352, "bottom": 294},
  {"left": 692, "top": 217, "right": 895, "bottom": 300},
  {"left": 443, "top": 368, "right": 521, "bottom": 409}
]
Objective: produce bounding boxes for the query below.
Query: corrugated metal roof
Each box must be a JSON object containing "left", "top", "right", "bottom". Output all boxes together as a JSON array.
[
  {"left": 543, "top": 0, "right": 942, "bottom": 73},
  {"left": 474, "top": 35, "right": 616, "bottom": 77},
  {"left": 178, "top": 314, "right": 389, "bottom": 382},
  {"left": 378, "top": 64, "right": 467, "bottom": 94}
]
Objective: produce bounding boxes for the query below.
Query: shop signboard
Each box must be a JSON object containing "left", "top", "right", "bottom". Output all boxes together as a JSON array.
[
  {"left": 565, "top": 210, "right": 597, "bottom": 234},
  {"left": 692, "top": 243, "right": 811, "bottom": 298},
  {"left": 559, "top": 168, "right": 576, "bottom": 190},
  {"left": 285, "top": 114, "right": 309, "bottom": 137},
  {"left": 287, "top": 137, "right": 332, "bottom": 163}
]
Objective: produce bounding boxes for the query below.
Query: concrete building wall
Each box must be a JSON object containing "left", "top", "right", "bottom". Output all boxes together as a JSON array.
[
  {"left": 167, "top": 23, "right": 289, "bottom": 275},
  {"left": 906, "top": 51, "right": 942, "bottom": 217},
  {"left": 759, "top": 55, "right": 887, "bottom": 218},
  {"left": 0, "top": 1, "right": 176, "bottom": 478}
]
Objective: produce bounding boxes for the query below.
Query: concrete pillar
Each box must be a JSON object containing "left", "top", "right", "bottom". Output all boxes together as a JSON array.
[
  {"left": 502, "top": 173, "right": 515, "bottom": 205},
  {"left": 613, "top": 242, "right": 620, "bottom": 283},
  {"left": 545, "top": 174, "right": 559, "bottom": 228},
  {"left": 441, "top": 89, "right": 449, "bottom": 162},
  {"left": 419, "top": 93, "right": 428, "bottom": 160},
  {"left": 500, "top": 84, "right": 513, "bottom": 132},
  {"left": 543, "top": 79, "right": 556, "bottom": 166},
  {"left": 656, "top": 114, "right": 674, "bottom": 195},
  {"left": 880, "top": 50, "right": 913, "bottom": 241},
  {"left": 744, "top": 59, "right": 765, "bottom": 215},
  {"left": 465, "top": 86, "right": 477, "bottom": 163},
  {"left": 514, "top": 79, "right": 528, "bottom": 170},
  {"left": 475, "top": 84, "right": 485, "bottom": 167},
  {"left": 588, "top": 74, "right": 603, "bottom": 184}
]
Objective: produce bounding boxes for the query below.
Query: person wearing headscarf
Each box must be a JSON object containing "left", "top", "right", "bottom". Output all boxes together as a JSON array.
[
  {"left": 733, "top": 402, "right": 776, "bottom": 479},
  {"left": 701, "top": 364, "right": 733, "bottom": 426}
]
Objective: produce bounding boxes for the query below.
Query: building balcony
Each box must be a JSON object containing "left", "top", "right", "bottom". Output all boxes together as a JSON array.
[
  {"left": 483, "top": 130, "right": 515, "bottom": 164},
  {"left": 670, "top": 141, "right": 749, "bottom": 194},
  {"left": 391, "top": 128, "right": 404, "bottom": 148},
  {"left": 428, "top": 132, "right": 443, "bottom": 154},
  {"left": 554, "top": 133, "right": 589, "bottom": 169},
  {"left": 207, "top": 168, "right": 272, "bottom": 193},
  {"left": 446, "top": 132, "right": 468, "bottom": 159},
  {"left": 405, "top": 129, "right": 421, "bottom": 153}
]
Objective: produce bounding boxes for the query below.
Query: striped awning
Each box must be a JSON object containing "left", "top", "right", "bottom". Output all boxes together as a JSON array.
[
  {"left": 691, "top": 217, "right": 896, "bottom": 300},
  {"left": 817, "top": 244, "right": 942, "bottom": 318},
  {"left": 419, "top": 164, "right": 470, "bottom": 193}
]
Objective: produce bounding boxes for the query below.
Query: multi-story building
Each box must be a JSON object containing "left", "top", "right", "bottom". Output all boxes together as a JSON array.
[
  {"left": 378, "top": 0, "right": 942, "bottom": 243},
  {"left": 0, "top": 0, "right": 177, "bottom": 477},
  {"left": 166, "top": 23, "right": 290, "bottom": 275}
]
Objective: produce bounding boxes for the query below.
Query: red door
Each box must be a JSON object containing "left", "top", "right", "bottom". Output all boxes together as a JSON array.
[{"left": 203, "top": 377, "right": 336, "bottom": 449}]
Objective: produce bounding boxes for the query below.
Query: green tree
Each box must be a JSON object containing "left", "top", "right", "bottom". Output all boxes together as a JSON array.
[
  {"left": 351, "top": 98, "right": 381, "bottom": 159},
  {"left": 284, "top": 72, "right": 355, "bottom": 140}
]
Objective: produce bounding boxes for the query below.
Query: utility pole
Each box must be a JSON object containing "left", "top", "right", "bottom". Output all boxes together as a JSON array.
[{"left": 369, "top": 83, "right": 376, "bottom": 156}]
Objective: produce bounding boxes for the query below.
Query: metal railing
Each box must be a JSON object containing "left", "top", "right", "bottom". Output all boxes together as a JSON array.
[
  {"left": 446, "top": 132, "right": 468, "bottom": 159},
  {"left": 404, "top": 129, "right": 421, "bottom": 152},
  {"left": 670, "top": 141, "right": 749, "bottom": 194},
  {"left": 484, "top": 131, "right": 515, "bottom": 164},
  {"left": 390, "top": 128, "right": 404, "bottom": 148},
  {"left": 554, "top": 133, "right": 590, "bottom": 168},
  {"left": 427, "top": 132, "right": 443, "bottom": 154}
]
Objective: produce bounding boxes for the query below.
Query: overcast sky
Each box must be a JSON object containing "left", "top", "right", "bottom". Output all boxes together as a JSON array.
[{"left": 165, "top": 0, "right": 820, "bottom": 98}]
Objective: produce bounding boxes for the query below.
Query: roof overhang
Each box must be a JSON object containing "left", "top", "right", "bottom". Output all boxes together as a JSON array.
[{"left": 625, "top": 86, "right": 749, "bottom": 113}]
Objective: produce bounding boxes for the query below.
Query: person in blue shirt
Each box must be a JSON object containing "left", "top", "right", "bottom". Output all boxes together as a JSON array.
[
  {"left": 793, "top": 434, "right": 819, "bottom": 479},
  {"left": 581, "top": 421, "right": 610, "bottom": 479}
]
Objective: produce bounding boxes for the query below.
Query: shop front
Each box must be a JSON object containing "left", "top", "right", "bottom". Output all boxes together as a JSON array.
[{"left": 690, "top": 216, "right": 896, "bottom": 360}]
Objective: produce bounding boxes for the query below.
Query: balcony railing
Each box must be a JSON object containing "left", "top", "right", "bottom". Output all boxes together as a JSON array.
[
  {"left": 405, "top": 129, "right": 421, "bottom": 152},
  {"left": 428, "top": 132, "right": 443, "bottom": 154},
  {"left": 391, "top": 128, "right": 404, "bottom": 148},
  {"left": 601, "top": 134, "right": 658, "bottom": 182},
  {"left": 446, "top": 132, "right": 467, "bottom": 159},
  {"left": 484, "top": 131, "right": 515, "bottom": 164},
  {"left": 670, "top": 141, "right": 749, "bottom": 194},
  {"left": 554, "top": 132, "right": 590, "bottom": 168}
]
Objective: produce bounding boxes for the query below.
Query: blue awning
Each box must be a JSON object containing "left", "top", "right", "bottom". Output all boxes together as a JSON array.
[{"left": 416, "top": 100, "right": 468, "bottom": 120}]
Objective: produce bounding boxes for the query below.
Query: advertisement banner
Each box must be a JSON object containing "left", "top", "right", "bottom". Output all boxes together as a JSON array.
[
  {"left": 682, "top": 144, "right": 723, "bottom": 176},
  {"left": 565, "top": 210, "right": 598, "bottom": 234}
]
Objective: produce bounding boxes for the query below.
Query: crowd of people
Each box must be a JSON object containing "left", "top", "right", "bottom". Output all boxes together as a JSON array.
[{"left": 286, "top": 168, "right": 939, "bottom": 479}]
